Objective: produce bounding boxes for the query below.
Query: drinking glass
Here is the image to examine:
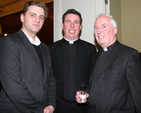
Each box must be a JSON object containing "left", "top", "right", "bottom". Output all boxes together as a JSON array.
[{"left": 78, "top": 83, "right": 88, "bottom": 103}]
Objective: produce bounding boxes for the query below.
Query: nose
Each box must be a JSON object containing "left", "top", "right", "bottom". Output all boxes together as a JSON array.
[
  {"left": 35, "top": 16, "right": 40, "bottom": 22},
  {"left": 70, "top": 22, "right": 74, "bottom": 28},
  {"left": 97, "top": 27, "right": 103, "bottom": 33}
]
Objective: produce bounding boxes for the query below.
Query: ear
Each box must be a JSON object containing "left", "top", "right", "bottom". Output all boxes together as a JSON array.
[
  {"left": 62, "top": 23, "right": 64, "bottom": 29},
  {"left": 114, "top": 27, "right": 117, "bottom": 35},
  {"left": 80, "top": 24, "right": 82, "bottom": 30},
  {"left": 20, "top": 13, "right": 24, "bottom": 22}
]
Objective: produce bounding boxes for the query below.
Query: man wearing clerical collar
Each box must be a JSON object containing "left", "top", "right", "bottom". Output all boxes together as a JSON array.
[
  {"left": 49, "top": 9, "right": 97, "bottom": 113},
  {"left": 76, "top": 13, "right": 141, "bottom": 113}
]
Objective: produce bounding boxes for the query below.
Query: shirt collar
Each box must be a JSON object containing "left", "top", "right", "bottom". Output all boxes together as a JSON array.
[
  {"left": 102, "top": 40, "right": 117, "bottom": 52},
  {"left": 21, "top": 29, "right": 41, "bottom": 46},
  {"left": 64, "top": 38, "right": 79, "bottom": 44},
  {"left": 103, "top": 48, "right": 108, "bottom": 51}
]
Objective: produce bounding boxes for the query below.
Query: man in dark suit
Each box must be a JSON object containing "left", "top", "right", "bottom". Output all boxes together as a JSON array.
[
  {"left": 76, "top": 13, "right": 141, "bottom": 113},
  {"left": 49, "top": 9, "right": 97, "bottom": 113},
  {"left": 0, "top": 1, "right": 56, "bottom": 113}
]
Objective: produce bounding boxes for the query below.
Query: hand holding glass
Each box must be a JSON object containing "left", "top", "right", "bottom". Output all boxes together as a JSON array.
[{"left": 78, "top": 83, "right": 88, "bottom": 103}]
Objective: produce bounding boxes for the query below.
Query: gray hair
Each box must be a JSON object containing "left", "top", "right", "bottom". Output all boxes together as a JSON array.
[{"left": 96, "top": 14, "right": 117, "bottom": 28}]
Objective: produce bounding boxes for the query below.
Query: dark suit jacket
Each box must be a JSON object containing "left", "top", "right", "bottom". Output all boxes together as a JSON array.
[
  {"left": 49, "top": 38, "right": 97, "bottom": 112},
  {"left": 0, "top": 30, "right": 56, "bottom": 113},
  {"left": 88, "top": 41, "right": 141, "bottom": 113}
]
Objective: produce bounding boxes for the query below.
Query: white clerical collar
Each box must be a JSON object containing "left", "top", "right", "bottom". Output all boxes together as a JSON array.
[
  {"left": 21, "top": 29, "right": 41, "bottom": 46},
  {"left": 64, "top": 38, "right": 78, "bottom": 44},
  {"left": 103, "top": 48, "right": 108, "bottom": 51}
]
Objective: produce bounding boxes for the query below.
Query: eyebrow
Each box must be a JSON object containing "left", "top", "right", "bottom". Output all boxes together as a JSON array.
[
  {"left": 65, "top": 20, "right": 79, "bottom": 22},
  {"left": 94, "top": 25, "right": 97, "bottom": 28},
  {"left": 94, "top": 23, "right": 107, "bottom": 26},
  {"left": 65, "top": 20, "right": 71, "bottom": 21},
  {"left": 29, "top": 12, "right": 45, "bottom": 17},
  {"left": 29, "top": 12, "right": 36, "bottom": 15},
  {"left": 74, "top": 20, "right": 79, "bottom": 23},
  {"left": 102, "top": 23, "right": 107, "bottom": 26}
]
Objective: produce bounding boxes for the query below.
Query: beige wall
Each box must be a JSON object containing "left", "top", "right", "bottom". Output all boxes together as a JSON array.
[
  {"left": 110, "top": 0, "right": 121, "bottom": 42},
  {"left": 110, "top": 0, "right": 141, "bottom": 52},
  {"left": 122, "top": 0, "right": 141, "bottom": 52},
  {"left": 0, "top": 0, "right": 53, "bottom": 17}
]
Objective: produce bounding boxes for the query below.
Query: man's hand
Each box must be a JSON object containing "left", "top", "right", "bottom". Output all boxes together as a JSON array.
[
  {"left": 44, "top": 105, "right": 54, "bottom": 113},
  {"left": 76, "top": 91, "right": 89, "bottom": 104}
]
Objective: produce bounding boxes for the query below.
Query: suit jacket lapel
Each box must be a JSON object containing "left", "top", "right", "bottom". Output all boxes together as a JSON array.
[
  {"left": 99, "top": 51, "right": 118, "bottom": 75},
  {"left": 17, "top": 30, "right": 43, "bottom": 75},
  {"left": 99, "top": 41, "right": 120, "bottom": 75},
  {"left": 57, "top": 40, "right": 64, "bottom": 81},
  {"left": 89, "top": 41, "right": 120, "bottom": 86},
  {"left": 40, "top": 45, "right": 46, "bottom": 83}
]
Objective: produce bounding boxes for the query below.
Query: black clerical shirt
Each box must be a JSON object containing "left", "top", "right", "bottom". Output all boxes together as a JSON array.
[{"left": 63, "top": 39, "right": 78, "bottom": 101}]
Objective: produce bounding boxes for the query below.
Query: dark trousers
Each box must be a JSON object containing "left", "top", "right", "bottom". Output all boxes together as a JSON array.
[{"left": 58, "top": 99, "right": 87, "bottom": 113}]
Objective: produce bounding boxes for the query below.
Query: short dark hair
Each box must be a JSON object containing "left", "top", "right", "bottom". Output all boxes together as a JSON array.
[
  {"left": 22, "top": 1, "right": 48, "bottom": 19},
  {"left": 62, "top": 9, "right": 82, "bottom": 25}
]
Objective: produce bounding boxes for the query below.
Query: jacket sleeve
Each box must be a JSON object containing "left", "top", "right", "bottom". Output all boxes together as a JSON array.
[{"left": 126, "top": 50, "right": 141, "bottom": 113}]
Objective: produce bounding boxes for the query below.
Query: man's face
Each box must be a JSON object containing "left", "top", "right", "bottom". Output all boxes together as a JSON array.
[
  {"left": 62, "top": 14, "right": 82, "bottom": 41},
  {"left": 20, "top": 5, "right": 45, "bottom": 37},
  {"left": 94, "top": 15, "right": 117, "bottom": 48}
]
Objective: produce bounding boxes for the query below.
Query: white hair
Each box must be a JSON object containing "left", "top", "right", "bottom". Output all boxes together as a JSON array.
[{"left": 96, "top": 13, "right": 117, "bottom": 28}]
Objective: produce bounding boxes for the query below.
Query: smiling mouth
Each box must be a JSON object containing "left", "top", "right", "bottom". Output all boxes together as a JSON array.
[
  {"left": 98, "top": 36, "right": 104, "bottom": 38},
  {"left": 69, "top": 30, "right": 75, "bottom": 33}
]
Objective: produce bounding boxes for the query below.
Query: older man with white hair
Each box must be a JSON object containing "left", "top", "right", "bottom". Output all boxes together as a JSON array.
[{"left": 76, "top": 13, "right": 141, "bottom": 113}]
